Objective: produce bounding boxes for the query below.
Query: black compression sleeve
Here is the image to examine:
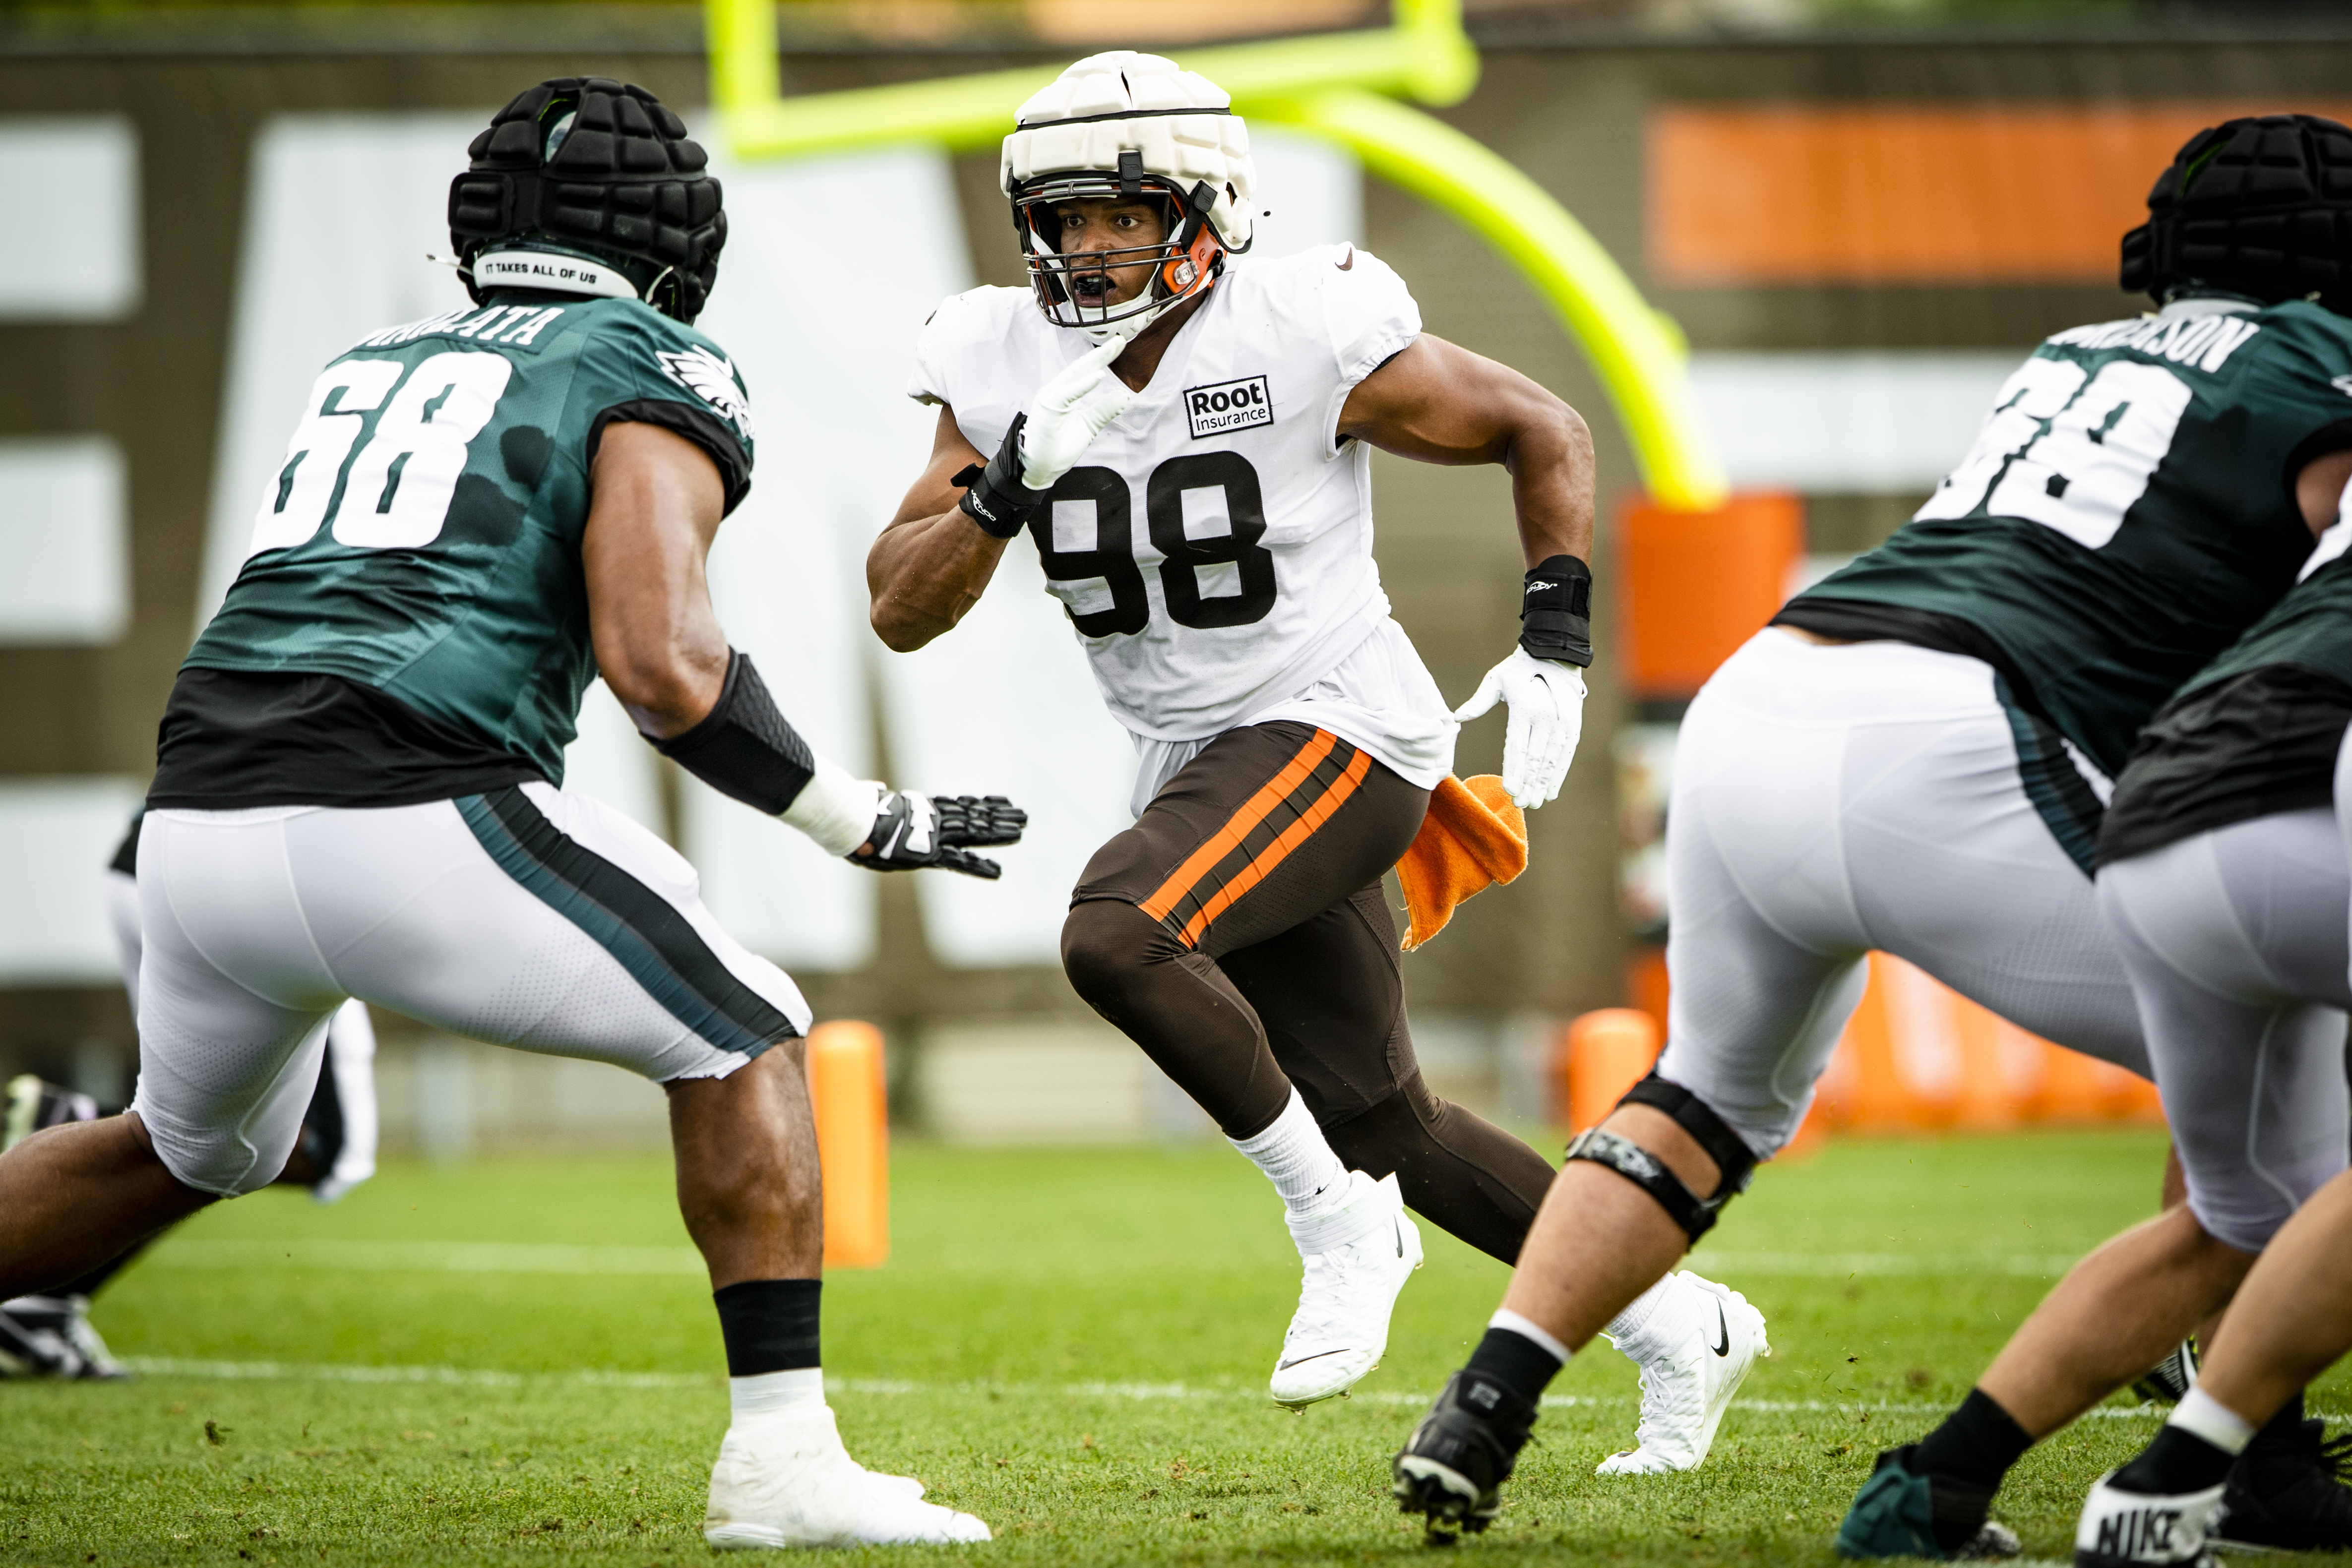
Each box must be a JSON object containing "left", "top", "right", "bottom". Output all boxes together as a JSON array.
[
  {"left": 1520, "top": 554, "right": 1594, "bottom": 667},
  {"left": 651, "top": 651, "right": 815, "bottom": 814}
]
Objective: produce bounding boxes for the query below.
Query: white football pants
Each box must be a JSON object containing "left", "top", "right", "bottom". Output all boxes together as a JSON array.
[
  {"left": 109, "top": 862, "right": 380, "bottom": 1197},
  {"left": 1655, "top": 629, "right": 2148, "bottom": 1159},
  {"left": 2098, "top": 787, "right": 2352, "bottom": 1252},
  {"left": 130, "top": 783, "right": 810, "bottom": 1196}
]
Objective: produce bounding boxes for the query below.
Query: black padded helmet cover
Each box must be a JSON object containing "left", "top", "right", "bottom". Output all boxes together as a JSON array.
[
  {"left": 2122, "top": 114, "right": 2352, "bottom": 315},
  {"left": 449, "top": 77, "right": 726, "bottom": 324}
]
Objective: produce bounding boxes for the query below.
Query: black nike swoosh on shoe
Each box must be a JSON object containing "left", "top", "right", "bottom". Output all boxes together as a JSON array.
[
  {"left": 1278, "top": 1350, "right": 1348, "bottom": 1370},
  {"left": 1709, "top": 1302, "right": 1730, "bottom": 1358}
]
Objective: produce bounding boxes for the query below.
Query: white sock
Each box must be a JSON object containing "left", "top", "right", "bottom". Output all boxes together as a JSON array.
[
  {"left": 730, "top": 1367, "right": 825, "bottom": 1422},
  {"left": 2169, "top": 1387, "right": 2257, "bottom": 1455},
  {"left": 1489, "top": 1308, "right": 1573, "bottom": 1366},
  {"left": 1230, "top": 1088, "right": 1348, "bottom": 1215},
  {"left": 1602, "top": 1273, "right": 1678, "bottom": 1348}
]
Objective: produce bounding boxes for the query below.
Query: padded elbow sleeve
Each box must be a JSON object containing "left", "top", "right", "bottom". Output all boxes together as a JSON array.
[{"left": 651, "top": 651, "right": 816, "bottom": 814}]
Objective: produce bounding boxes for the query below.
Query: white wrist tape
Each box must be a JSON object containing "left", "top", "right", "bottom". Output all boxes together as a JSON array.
[{"left": 780, "top": 756, "right": 883, "bottom": 858}]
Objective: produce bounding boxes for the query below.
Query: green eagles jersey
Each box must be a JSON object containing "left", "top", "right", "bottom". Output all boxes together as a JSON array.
[
  {"left": 185, "top": 293, "right": 756, "bottom": 784},
  {"left": 2176, "top": 538, "right": 2352, "bottom": 696},
  {"left": 1790, "top": 299, "right": 2352, "bottom": 777},
  {"left": 2097, "top": 542, "right": 2352, "bottom": 865}
]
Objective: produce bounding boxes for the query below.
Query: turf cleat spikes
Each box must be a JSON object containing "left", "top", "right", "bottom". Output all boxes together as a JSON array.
[
  {"left": 1269, "top": 1170, "right": 1423, "bottom": 1409},
  {"left": 2073, "top": 1471, "right": 2223, "bottom": 1567},
  {"left": 1392, "top": 1369, "right": 1537, "bottom": 1537},
  {"left": 1837, "top": 1446, "right": 2020, "bottom": 1560},
  {"left": 2212, "top": 1415, "right": 2352, "bottom": 1552},
  {"left": 1597, "top": 1269, "right": 1770, "bottom": 1475}
]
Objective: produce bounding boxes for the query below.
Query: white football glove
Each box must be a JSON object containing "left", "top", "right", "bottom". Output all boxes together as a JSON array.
[
  {"left": 1017, "top": 337, "right": 1135, "bottom": 492},
  {"left": 1452, "top": 648, "right": 1587, "bottom": 810}
]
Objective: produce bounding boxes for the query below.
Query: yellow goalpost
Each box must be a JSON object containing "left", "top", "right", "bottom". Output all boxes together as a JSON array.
[{"left": 700, "top": 0, "right": 1729, "bottom": 510}]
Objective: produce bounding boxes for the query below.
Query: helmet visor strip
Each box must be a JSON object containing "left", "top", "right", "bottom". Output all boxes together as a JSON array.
[{"left": 1015, "top": 172, "right": 1218, "bottom": 332}]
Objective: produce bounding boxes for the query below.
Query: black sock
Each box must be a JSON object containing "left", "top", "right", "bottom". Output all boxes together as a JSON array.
[
  {"left": 712, "top": 1279, "right": 821, "bottom": 1376},
  {"left": 2112, "top": 1425, "right": 2237, "bottom": 1496},
  {"left": 1464, "top": 1324, "right": 1563, "bottom": 1410},
  {"left": 2248, "top": 1388, "right": 2308, "bottom": 1451},
  {"left": 1914, "top": 1387, "right": 2035, "bottom": 1491}
]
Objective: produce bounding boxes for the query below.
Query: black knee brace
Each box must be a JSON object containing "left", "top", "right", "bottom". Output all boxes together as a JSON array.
[{"left": 1563, "top": 1074, "right": 1757, "bottom": 1245}]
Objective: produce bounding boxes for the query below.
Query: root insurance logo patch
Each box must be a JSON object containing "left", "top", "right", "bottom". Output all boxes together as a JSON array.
[{"left": 1185, "top": 374, "right": 1273, "bottom": 439}]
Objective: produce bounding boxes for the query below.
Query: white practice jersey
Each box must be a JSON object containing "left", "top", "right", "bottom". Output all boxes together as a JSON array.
[{"left": 911, "top": 245, "right": 1453, "bottom": 796}]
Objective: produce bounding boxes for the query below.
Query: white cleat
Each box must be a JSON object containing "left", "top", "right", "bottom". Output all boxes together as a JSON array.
[
  {"left": 1269, "top": 1170, "right": 1424, "bottom": 1409},
  {"left": 704, "top": 1403, "right": 991, "bottom": 1549},
  {"left": 1595, "top": 1270, "right": 1770, "bottom": 1475},
  {"left": 2075, "top": 1471, "right": 2224, "bottom": 1567}
]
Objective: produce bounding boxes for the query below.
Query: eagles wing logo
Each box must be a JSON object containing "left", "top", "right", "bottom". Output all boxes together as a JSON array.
[{"left": 656, "top": 346, "right": 756, "bottom": 442}]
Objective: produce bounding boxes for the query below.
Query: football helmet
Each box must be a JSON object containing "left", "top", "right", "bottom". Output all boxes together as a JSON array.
[
  {"left": 2123, "top": 114, "right": 2352, "bottom": 315},
  {"left": 448, "top": 77, "right": 726, "bottom": 324},
  {"left": 1001, "top": 51, "right": 1257, "bottom": 344}
]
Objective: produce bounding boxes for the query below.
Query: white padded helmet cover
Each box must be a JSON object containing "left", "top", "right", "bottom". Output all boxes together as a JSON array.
[{"left": 1001, "top": 51, "right": 1256, "bottom": 251}]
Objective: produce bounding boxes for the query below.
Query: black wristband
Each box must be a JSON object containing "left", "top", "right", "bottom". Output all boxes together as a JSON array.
[
  {"left": 953, "top": 412, "right": 1049, "bottom": 540},
  {"left": 651, "top": 651, "right": 816, "bottom": 814},
  {"left": 1519, "top": 553, "right": 1594, "bottom": 667}
]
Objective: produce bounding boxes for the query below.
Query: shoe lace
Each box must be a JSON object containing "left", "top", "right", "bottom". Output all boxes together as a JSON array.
[
  {"left": 1629, "top": 1343, "right": 1703, "bottom": 1456},
  {"left": 1283, "top": 1231, "right": 1387, "bottom": 1354},
  {"left": 2316, "top": 1429, "right": 2352, "bottom": 1484}
]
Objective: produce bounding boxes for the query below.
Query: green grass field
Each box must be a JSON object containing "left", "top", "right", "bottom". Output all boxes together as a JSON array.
[{"left": 6, "top": 1127, "right": 2349, "bottom": 1566}]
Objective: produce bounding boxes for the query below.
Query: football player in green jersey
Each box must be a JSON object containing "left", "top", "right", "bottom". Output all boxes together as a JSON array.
[
  {"left": 0, "top": 78, "right": 1017, "bottom": 1548},
  {"left": 1880, "top": 409, "right": 2352, "bottom": 1567},
  {"left": 1392, "top": 114, "right": 2352, "bottom": 1548}
]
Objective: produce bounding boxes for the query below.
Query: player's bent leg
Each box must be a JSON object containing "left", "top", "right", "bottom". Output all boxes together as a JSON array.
[
  {"left": 1065, "top": 724, "right": 1434, "bottom": 1410},
  {"left": 266, "top": 786, "right": 986, "bottom": 1546},
  {"left": 1844, "top": 811, "right": 2352, "bottom": 1559},
  {"left": 1224, "top": 883, "right": 1556, "bottom": 1266}
]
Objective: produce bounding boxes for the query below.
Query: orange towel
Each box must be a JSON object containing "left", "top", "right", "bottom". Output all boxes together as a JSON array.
[{"left": 1394, "top": 774, "right": 1528, "bottom": 951}]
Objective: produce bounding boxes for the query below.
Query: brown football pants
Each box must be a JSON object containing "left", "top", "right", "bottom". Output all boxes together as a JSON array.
[{"left": 1060, "top": 721, "right": 1555, "bottom": 1264}]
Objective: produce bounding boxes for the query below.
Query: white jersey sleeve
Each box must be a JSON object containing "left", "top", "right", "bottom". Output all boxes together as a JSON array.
[
  {"left": 1307, "top": 244, "right": 1422, "bottom": 455},
  {"left": 906, "top": 285, "right": 1033, "bottom": 411},
  {"left": 906, "top": 250, "right": 1438, "bottom": 753}
]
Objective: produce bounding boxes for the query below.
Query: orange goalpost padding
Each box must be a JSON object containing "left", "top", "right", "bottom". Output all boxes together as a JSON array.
[{"left": 805, "top": 1020, "right": 889, "bottom": 1269}]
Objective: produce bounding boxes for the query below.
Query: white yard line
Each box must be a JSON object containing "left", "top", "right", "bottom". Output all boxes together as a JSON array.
[
  {"left": 147, "top": 1238, "right": 2090, "bottom": 1280},
  {"left": 1688, "top": 1252, "right": 2087, "bottom": 1277},
  {"left": 118, "top": 1358, "right": 2203, "bottom": 1421},
  {"left": 145, "top": 1239, "right": 709, "bottom": 1276}
]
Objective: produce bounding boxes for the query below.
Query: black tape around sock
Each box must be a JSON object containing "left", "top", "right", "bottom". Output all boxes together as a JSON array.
[
  {"left": 1913, "top": 1387, "right": 2034, "bottom": 1492},
  {"left": 712, "top": 1278, "right": 821, "bottom": 1376},
  {"left": 1464, "top": 1325, "right": 1563, "bottom": 1410}
]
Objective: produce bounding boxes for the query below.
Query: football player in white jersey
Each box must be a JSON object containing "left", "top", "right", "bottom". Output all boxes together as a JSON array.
[{"left": 869, "top": 50, "right": 1768, "bottom": 1461}]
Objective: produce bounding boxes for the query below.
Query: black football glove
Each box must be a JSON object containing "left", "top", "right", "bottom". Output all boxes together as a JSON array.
[{"left": 847, "top": 791, "right": 1027, "bottom": 880}]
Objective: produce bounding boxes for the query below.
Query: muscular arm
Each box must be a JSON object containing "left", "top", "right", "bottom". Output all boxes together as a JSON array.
[
  {"left": 2296, "top": 446, "right": 2352, "bottom": 535},
  {"left": 582, "top": 420, "right": 732, "bottom": 739},
  {"left": 1336, "top": 334, "right": 1596, "bottom": 567},
  {"left": 867, "top": 407, "right": 1003, "bottom": 653}
]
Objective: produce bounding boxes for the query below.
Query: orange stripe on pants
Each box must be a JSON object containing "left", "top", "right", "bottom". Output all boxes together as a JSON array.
[
  {"left": 1176, "top": 748, "right": 1374, "bottom": 948},
  {"left": 1138, "top": 729, "right": 1341, "bottom": 931}
]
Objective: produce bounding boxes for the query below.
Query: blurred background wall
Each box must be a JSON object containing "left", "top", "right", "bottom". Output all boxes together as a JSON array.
[{"left": 2, "top": 0, "right": 2347, "bottom": 1149}]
